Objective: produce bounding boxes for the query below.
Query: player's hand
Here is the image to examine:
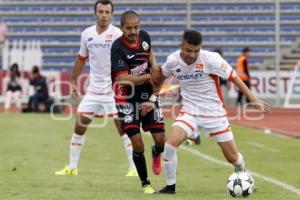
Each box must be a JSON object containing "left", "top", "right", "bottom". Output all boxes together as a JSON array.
[
  {"left": 139, "top": 101, "right": 156, "bottom": 116},
  {"left": 71, "top": 82, "right": 79, "bottom": 99},
  {"left": 251, "top": 100, "right": 271, "bottom": 114}
]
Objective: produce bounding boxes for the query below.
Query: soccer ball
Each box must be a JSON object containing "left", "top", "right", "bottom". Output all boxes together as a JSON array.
[{"left": 227, "top": 171, "right": 254, "bottom": 197}]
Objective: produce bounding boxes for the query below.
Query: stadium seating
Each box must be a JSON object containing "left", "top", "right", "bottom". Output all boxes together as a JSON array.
[{"left": 1, "top": 0, "right": 300, "bottom": 70}]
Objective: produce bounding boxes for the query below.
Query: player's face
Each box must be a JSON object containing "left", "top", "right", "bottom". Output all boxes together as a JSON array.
[
  {"left": 95, "top": 3, "right": 113, "bottom": 27},
  {"left": 121, "top": 17, "right": 140, "bottom": 44},
  {"left": 180, "top": 41, "right": 201, "bottom": 65}
]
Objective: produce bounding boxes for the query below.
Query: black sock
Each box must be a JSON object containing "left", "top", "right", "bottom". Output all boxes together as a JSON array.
[
  {"left": 152, "top": 145, "right": 164, "bottom": 156},
  {"left": 132, "top": 151, "right": 149, "bottom": 186}
]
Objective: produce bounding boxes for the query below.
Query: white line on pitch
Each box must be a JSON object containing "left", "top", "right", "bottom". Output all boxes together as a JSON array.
[
  {"left": 246, "top": 141, "right": 280, "bottom": 153},
  {"left": 180, "top": 146, "right": 300, "bottom": 196}
]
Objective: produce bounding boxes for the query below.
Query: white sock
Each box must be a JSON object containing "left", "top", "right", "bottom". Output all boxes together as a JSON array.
[
  {"left": 121, "top": 134, "right": 135, "bottom": 169},
  {"left": 69, "top": 133, "right": 85, "bottom": 169},
  {"left": 233, "top": 152, "right": 245, "bottom": 172},
  {"left": 163, "top": 143, "right": 177, "bottom": 185}
]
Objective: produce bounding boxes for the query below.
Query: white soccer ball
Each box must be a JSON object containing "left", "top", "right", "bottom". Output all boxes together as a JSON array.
[{"left": 227, "top": 171, "right": 254, "bottom": 197}]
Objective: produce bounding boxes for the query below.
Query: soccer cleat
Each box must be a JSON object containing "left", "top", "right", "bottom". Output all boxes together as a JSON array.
[
  {"left": 125, "top": 168, "right": 138, "bottom": 177},
  {"left": 54, "top": 166, "right": 78, "bottom": 176},
  {"left": 142, "top": 184, "right": 155, "bottom": 194},
  {"left": 185, "top": 139, "right": 195, "bottom": 146},
  {"left": 157, "top": 184, "right": 176, "bottom": 194},
  {"left": 152, "top": 154, "right": 162, "bottom": 175}
]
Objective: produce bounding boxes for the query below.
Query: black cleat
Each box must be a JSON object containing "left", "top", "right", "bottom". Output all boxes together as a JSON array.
[{"left": 157, "top": 184, "right": 176, "bottom": 194}]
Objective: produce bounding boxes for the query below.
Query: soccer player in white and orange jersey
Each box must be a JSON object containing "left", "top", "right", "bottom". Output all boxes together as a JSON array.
[
  {"left": 55, "top": 0, "right": 137, "bottom": 177},
  {"left": 156, "top": 30, "right": 271, "bottom": 194}
]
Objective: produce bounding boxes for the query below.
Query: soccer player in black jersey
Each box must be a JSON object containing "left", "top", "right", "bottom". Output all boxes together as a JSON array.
[{"left": 111, "top": 11, "right": 165, "bottom": 194}]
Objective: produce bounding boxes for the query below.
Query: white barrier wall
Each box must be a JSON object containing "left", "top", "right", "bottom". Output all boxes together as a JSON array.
[
  {"left": 227, "top": 71, "right": 300, "bottom": 98},
  {"left": 0, "top": 70, "right": 299, "bottom": 104}
]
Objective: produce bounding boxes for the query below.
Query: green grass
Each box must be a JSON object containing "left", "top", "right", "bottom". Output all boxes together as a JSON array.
[{"left": 0, "top": 113, "right": 300, "bottom": 200}]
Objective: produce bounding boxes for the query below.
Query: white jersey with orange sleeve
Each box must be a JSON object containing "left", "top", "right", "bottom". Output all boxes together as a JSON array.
[
  {"left": 78, "top": 24, "right": 123, "bottom": 101},
  {"left": 161, "top": 49, "right": 237, "bottom": 117}
]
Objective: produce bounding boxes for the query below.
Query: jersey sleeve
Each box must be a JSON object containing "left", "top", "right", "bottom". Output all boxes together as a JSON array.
[
  {"left": 160, "top": 57, "right": 173, "bottom": 78},
  {"left": 140, "top": 30, "right": 152, "bottom": 51},
  {"left": 111, "top": 41, "right": 129, "bottom": 76},
  {"left": 208, "top": 53, "right": 236, "bottom": 81},
  {"left": 78, "top": 31, "right": 88, "bottom": 59}
]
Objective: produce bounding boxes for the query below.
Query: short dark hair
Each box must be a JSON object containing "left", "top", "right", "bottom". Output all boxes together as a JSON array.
[
  {"left": 243, "top": 47, "right": 250, "bottom": 54},
  {"left": 120, "top": 11, "right": 139, "bottom": 26},
  {"left": 94, "top": 0, "right": 114, "bottom": 14},
  {"left": 32, "top": 66, "right": 40, "bottom": 74},
  {"left": 182, "top": 29, "right": 202, "bottom": 46}
]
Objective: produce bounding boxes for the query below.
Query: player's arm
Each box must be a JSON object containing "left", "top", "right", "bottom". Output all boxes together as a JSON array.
[
  {"left": 149, "top": 50, "right": 163, "bottom": 94},
  {"left": 231, "top": 75, "right": 271, "bottom": 114},
  {"left": 71, "top": 55, "right": 86, "bottom": 99},
  {"left": 116, "top": 73, "right": 151, "bottom": 86},
  {"left": 139, "top": 63, "right": 168, "bottom": 117},
  {"left": 71, "top": 31, "right": 88, "bottom": 99}
]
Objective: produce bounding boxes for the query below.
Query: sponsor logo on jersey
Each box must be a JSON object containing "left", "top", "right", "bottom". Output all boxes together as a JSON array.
[
  {"left": 127, "top": 54, "right": 135, "bottom": 59},
  {"left": 177, "top": 72, "right": 203, "bottom": 80},
  {"left": 118, "top": 59, "right": 125, "bottom": 66},
  {"left": 88, "top": 42, "right": 110, "bottom": 49},
  {"left": 130, "top": 62, "right": 148, "bottom": 76},
  {"left": 142, "top": 41, "right": 149, "bottom": 51}
]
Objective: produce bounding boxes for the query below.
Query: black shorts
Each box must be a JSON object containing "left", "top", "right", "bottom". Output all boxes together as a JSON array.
[{"left": 116, "top": 100, "right": 165, "bottom": 137}]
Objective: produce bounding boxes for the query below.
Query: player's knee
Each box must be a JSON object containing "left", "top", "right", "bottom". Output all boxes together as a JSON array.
[
  {"left": 129, "top": 134, "right": 144, "bottom": 152},
  {"left": 131, "top": 141, "right": 144, "bottom": 152},
  {"left": 74, "top": 124, "right": 87, "bottom": 135}
]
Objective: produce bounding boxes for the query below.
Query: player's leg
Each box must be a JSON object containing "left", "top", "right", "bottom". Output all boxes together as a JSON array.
[
  {"left": 141, "top": 103, "right": 165, "bottom": 175},
  {"left": 130, "top": 132, "right": 155, "bottom": 193},
  {"left": 4, "top": 91, "right": 13, "bottom": 111},
  {"left": 118, "top": 102, "right": 154, "bottom": 193},
  {"left": 150, "top": 132, "right": 164, "bottom": 175},
  {"left": 218, "top": 139, "right": 245, "bottom": 172},
  {"left": 13, "top": 91, "right": 22, "bottom": 111},
  {"left": 236, "top": 90, "right": 243, "bottom": 105},
  {"left": 158, "top": 114, "right": 197, "bottom": 194},
  {"left": 244, "top": 80, "right": 251, "bottom": 104},
  {"left": 205, "top": 118, "right": 245, "bottom": 172},
  {"left": 113, "top": 118, "right": 137, "bottom": 176},
  {"left": 55, "top": 97, "right": 95, "bottom": 176}
]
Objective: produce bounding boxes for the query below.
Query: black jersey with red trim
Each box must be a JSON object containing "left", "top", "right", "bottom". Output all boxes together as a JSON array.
[{"left": 111, "top": 30, "right": 153, "bottom": 103}]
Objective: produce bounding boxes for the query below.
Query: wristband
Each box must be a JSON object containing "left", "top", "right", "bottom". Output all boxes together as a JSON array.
[{"left": 149, "top": 94, "right": 158, "bottom": 102}]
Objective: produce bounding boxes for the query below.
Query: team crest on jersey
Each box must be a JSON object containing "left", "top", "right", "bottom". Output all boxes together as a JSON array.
[
  {"left": 195, "top": 63, "right": 204, "bottom": 72},
  {"left": 176, "top": 68, "right": 181, "bottom": 73},
  {"left": 105, "top": 34, "right": 113, "bottom": 42},
  {"left": 88, "top": 37, "right": 93, "bottom": 41},
  {"left": 142, "top": 41, "right": 149, "bottom": 51},
  {"left": 221, "top": 63, "right": 228, "bottom": 72}
]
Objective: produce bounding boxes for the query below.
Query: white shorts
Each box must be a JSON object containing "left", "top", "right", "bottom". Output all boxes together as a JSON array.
[
  {"left": 172, "top": 113, "right": 233, "bottom": 142},
  {"left": 77, "top": 94, "right": 117, "bottom": 119}
]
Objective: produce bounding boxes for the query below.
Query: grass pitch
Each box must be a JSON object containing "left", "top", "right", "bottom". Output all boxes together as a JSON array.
[{"left": 0, "top": 113, "right": 300, "bottom": 200}]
